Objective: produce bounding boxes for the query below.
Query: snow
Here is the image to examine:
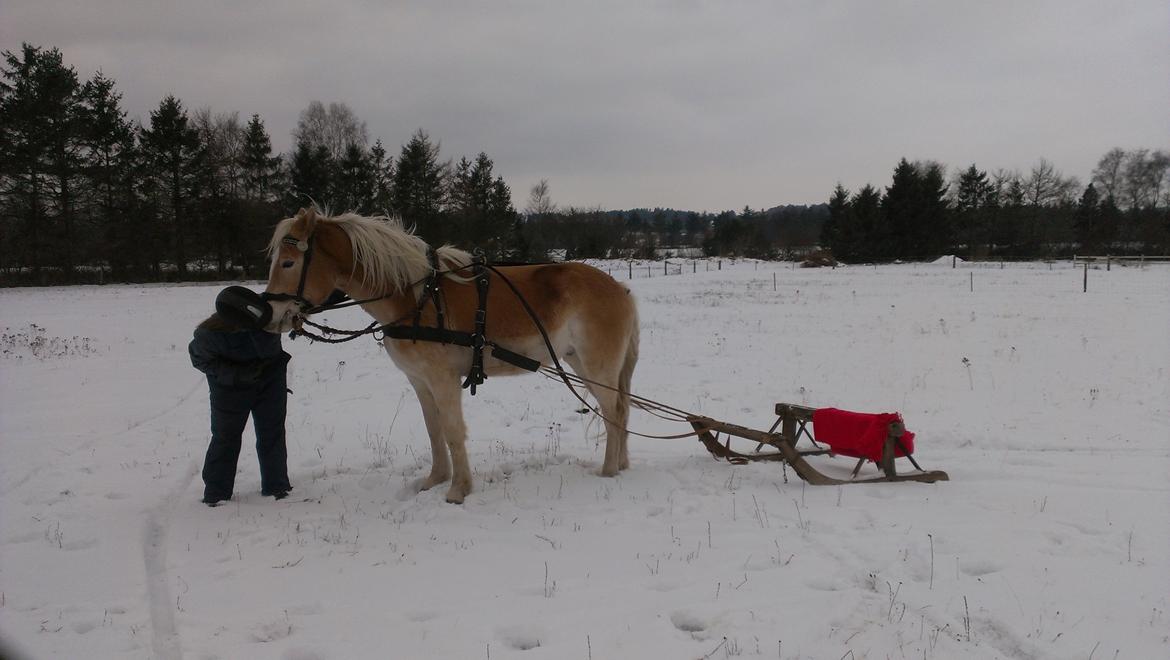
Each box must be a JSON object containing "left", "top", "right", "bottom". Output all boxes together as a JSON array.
[
  {"left": 2, "top": 260, "right": 1168, "bottom": 660},
  {"left": 930, "top": 255, "right": 963, "bottom": 265}
]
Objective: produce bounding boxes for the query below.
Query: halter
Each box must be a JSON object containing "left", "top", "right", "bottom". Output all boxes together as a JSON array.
[{"left": 261, "top": 235, "right": 316, "bottom": 309}]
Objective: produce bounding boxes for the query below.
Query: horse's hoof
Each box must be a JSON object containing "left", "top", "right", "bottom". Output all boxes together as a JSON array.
[
  {"left": 445, "top": 481, "right": 471, "bottom": 504},
  {"left": 417, "top": 473, "right": 450, "bottom": 492},
  {"left": 600, "top": 466, "right": 620, "bottom": 478}
]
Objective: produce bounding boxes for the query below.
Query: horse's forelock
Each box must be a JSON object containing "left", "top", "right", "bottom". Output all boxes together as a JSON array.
[{"left": 266, "top": 216, "right": 298, "bottom": 259}]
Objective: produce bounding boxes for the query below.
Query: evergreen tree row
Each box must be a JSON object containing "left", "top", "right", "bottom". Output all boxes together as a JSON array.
[
  {"left": 2, "top": 44, "right": 1167, "bottom": 285},
  {"left": 822, "top": 153, "right": 1169, "bottom": 263},
  {"left": 0, "top": 45, "right": 520, "bottom": 284}
]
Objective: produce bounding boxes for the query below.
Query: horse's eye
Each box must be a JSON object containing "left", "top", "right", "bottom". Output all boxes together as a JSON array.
[{"left": 281, "top": 260, "right": 295, "bottom": 269}]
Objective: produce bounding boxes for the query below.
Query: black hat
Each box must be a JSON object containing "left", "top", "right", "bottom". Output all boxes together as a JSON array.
[{"left": 215, "top": 286, "right": 273, "bottom": 330}]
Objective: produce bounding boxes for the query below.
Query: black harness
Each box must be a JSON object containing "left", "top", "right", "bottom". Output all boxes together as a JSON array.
[
  {"left": 392, "top": 248, "right": 492, "bottom": 394},
  {"left": 270, "top": 234, "right": 537, "bottom": 395}
]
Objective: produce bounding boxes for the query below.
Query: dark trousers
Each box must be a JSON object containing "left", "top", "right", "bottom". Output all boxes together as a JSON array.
[{"left": 202, "top": 372, "right": 290, "bottom": 499}]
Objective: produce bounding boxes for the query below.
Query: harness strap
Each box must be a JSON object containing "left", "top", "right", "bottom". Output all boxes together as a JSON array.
[
  {"left": 377, "top": 324, "right": 540, "bottom": 372},
  {"left": 412, "top": 247, "right": 447, "bottom": 341},
  {"left": 262, "top": 235, "right": 315, "bottom": 307},
  {"left": 461, "top": 253, "right": 489, "bottom": 394}
]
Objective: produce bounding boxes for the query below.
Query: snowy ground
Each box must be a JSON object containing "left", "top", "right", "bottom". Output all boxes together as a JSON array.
[{"left": 1, "top": 260, "right": 1167, "bottom": 660}]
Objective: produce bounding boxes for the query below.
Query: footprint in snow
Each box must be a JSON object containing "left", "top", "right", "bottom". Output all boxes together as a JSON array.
[
  {"left": 252, "top": 618, "right": 294, "bottom": 643},
  {"left": 281, "top": 648, "right": 326, "bottom": 660},
  {"left": 497, "top": 624, "right": 544, "bottom": 651},
  {"left": 959, "top": 558, "right": 1003, "bottom": 577},
  {"left": 670, "top": 609, "right": 709, "bottom": 633}
]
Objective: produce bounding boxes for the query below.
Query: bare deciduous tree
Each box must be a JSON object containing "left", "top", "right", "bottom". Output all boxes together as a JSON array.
[
  {"left": 1024, "top": 158, "right": 1078, "bottom": 207},
  {"left": 293, "top": 100, "right": 368, "bottom": 161},
  {"left": 1091, "top": 148, "right": 1126, "bottom": 201},
  {"left": 526, "top": 178, "right": 556, "bottom": 217},
  {"left": 192, "top": 108, "right": 244, "bottom": 196}
]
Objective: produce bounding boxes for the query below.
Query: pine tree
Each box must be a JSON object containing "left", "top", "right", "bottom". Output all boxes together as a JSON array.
[
  {"left": 822, "top": 184, "right": 849, "bottom": 258},
  {"left": 881, "top": 158, "right": 950, "bottom": 260},
  {"left": 284, "top": 139, "right": 334, "bottom": 212},
  {"left": 79, "top": 70, "right": 138, "bottom": 278},
  {"left": 239, "top": 114, "right": 280, "bottom": 201},
  {"left": 881, "top": 158, "right": 920, "bottom": 260},
  {"left": 918, "top": 161, "right": 951, "bottom": 256},
  {"left": 368, "top": 139, "right": 393, "bottom": 213},
  {"left": 955, "top": 165, "right": 992, "bottom": 257},
  {"left": 139, "top": 95, "right": 202, "bottom": 277},
  {"left": 235, "top": 114, "right": 282, "bottom": 277},
  {"left": 851, "top": 184, "right": 884, "bottom": 262},
  {"left": 0, "top": 44, "right": 85, "bottom": 278},
  {"left": 487, "top": 173, "right": 519, "bottom": 256},
  {"left": 391, "top": 129, "right": 448, "bottom": 244},
  {"left": 334, "top": 141, "right": 374, "bottom": 213},
  {"left": 448, "top": 152, "right": 517, "bottom": 255}
]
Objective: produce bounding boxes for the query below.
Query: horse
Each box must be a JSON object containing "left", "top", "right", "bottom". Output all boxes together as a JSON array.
[{"left": 262, "top": 207, "right": 639, "bottom": 503}]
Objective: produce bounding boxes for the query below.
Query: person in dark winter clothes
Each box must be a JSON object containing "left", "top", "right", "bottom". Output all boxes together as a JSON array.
[{"left": 189, "top": 312, "right": 292, "bottom": 506}]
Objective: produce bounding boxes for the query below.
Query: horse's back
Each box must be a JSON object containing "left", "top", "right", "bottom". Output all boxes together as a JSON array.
[
  {"left": 503, "top": 261, "right": 634, "bottom": 316},
  {"left": 485, "top": 261, "right": 636, "bottom": 346}
]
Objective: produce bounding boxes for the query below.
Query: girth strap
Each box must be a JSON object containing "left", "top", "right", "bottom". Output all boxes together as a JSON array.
[{"left": 380, "top": 325, "right": 540, "bottom": 374}]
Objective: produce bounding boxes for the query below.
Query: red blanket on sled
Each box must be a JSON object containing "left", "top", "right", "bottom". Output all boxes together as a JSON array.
[{"left": 811, "top": 408, "right": 915, "bottom": 463}]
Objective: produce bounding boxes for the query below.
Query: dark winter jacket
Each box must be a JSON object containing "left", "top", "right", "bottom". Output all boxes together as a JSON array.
[{"left": 189, "top": 315, "right": 290, "bottom": 388}]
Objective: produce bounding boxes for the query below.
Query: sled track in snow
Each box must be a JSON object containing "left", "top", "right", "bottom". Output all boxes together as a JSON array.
[{"left": 143, "top": 460, "right": 198, "bottom": 660}]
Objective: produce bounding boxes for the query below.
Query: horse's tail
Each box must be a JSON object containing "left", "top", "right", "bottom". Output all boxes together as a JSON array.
[{"left": 616, "top": 303, "right": 640, "bottom": 435}]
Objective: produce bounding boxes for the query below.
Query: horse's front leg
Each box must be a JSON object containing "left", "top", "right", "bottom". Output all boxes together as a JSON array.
[
  {"left": 427, "top": 378, "right": 472, "bottom": 504},
  {"left": 408, "top": 376, "right": 450, "bottom": 491}
]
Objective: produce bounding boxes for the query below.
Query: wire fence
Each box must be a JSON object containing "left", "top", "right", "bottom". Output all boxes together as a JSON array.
[{"left": 577, "top": 253, "right": 1170, "bottom": 283}]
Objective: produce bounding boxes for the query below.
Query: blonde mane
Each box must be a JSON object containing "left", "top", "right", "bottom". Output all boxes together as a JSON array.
[{"left": 269, "top": 211, "right": 472, "bottom": 294}]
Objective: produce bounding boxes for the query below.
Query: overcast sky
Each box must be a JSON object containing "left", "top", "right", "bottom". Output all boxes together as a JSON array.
[{"left": 3, "top": 1, "right": 1167, "bottom": 211}]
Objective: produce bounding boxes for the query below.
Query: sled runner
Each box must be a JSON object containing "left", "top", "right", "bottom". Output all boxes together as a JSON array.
[{"left": 688, "top": 403, "right": 949, "bottom": 485}]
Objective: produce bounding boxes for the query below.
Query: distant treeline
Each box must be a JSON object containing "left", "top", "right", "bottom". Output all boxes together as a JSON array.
[
  {"left": 2, "top": 44, "right": 1167, "bottom": 286},
  {"left": 823, "top": 153, "right": 1170, "bottom": 262}
]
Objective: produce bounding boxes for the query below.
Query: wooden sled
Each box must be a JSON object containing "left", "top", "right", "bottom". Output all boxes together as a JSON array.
[{"left": 688, "top": 403, "right": 949, "bottom": 485}]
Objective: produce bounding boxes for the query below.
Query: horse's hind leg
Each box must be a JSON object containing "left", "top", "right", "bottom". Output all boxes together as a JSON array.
[
  {"left": 408, "top": 376, "right": 451, "bottom": 491},
  {"left": 564, "top": 354, "right": 625, "bottom": 477}
]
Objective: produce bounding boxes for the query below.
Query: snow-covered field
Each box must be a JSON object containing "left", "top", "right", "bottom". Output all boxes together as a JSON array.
[{"left": 2, "top": 260, "right": 1167, "bottom": 660}]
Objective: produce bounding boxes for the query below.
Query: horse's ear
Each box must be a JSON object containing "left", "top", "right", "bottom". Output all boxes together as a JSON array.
[{"left": 297, "top": 207, "right": 320, "bottom": 235}]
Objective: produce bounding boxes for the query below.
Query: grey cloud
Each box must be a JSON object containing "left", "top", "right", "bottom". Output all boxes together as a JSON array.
[{"left": 3, "top": 0, "right": 1166, "bottom": 210}]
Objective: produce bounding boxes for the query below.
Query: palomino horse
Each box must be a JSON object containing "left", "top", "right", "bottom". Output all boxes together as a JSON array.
[{"left": 263, "top": 208, "right": 639, "bottom": 503}]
